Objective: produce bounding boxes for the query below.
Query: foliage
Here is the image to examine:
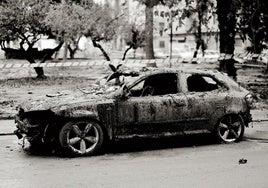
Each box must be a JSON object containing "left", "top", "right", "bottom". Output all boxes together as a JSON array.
[
  {"left": 45, "top": 1, "right": 89, "bottom": 58},
  {"left": 123, "top": 24, "right": 146, "bottom": 50},
  {"left": 121, "top": 23, "right": 146, "bottom": 60},
  {"left": 45, "top": 1, "right": 122, "bottom": 60},
  {"left": 83, "top": 4, "right": 121, "bottom": 43},
  {"left": 0, "top": 0, "right": 63, "bottom": 78},
  {"left": 0, "top": 0, "right": 53, "bottom": 47},
  {"left": 237, "top": 0, "right": 268, "bottom": 53},
  {"left": 183, "top": 0, "right": 215, "bottom": 57},
  {"left": 83, "top": 4, "right": 123, "bottom": 61},
  {"left": 184, "top": 0, "right": 215, "bottom": 32},
  {"left": 45, "top": 2, "right": 86, "bottom": 41}
]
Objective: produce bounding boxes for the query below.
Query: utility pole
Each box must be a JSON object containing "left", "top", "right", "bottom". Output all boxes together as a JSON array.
[
  {"left": 169, "top": 8, "right": 175, "bottom": 67},
  {"left": 169, "top": 19, "right": 173, "bottom": 60}
]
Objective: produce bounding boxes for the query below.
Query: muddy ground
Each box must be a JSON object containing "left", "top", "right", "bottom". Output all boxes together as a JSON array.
[{"left": 0, "top": 59, "right": 267, "bottom": 118}]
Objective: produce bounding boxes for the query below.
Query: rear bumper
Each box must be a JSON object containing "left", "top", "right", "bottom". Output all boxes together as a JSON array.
[{"left": 242, "top": 109, "right": 252, "bottom": 126}]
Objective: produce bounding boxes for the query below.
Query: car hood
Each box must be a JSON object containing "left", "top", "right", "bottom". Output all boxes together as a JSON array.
[{"left": 17, "top": 86, "right": 119, "bottom": 113}]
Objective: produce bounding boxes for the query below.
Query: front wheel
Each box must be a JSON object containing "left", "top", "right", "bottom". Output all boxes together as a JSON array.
[
  {"left": 216, "top": 114, "right": 245, "bottom": 143},
  {"left": 59, "top": 121, "right": 104, "bottom": 157}
]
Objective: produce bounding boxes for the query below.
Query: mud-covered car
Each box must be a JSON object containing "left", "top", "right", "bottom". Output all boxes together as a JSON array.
[{"left": 14, "top": 66, "right": 253, "bottom": 156}]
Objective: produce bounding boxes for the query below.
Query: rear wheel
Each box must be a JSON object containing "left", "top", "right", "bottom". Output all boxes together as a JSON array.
[
  {"left": 59, "top": 121, "right": 104, "bottom": 157},
  {"left": 216, "top": 114, "right": 245, "bottom": 143}
]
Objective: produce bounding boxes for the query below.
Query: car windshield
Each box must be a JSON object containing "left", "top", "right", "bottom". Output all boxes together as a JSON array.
[{"left": 80, "top": 74, "right": 140, "bottom": 96}]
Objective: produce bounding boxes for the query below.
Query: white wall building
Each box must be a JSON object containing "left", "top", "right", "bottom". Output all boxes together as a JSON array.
[{"left": 109, "top": 0, "right": 247, "bottom": 55}]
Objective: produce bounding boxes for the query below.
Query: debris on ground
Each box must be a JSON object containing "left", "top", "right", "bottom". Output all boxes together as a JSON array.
[{"left": 239, "top": 158, "right": 248, "bottom": 164}]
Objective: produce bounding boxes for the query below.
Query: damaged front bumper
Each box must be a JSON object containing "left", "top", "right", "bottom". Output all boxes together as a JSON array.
[{"left": 14, "top": 115, "right": 42, "bottom": 142}]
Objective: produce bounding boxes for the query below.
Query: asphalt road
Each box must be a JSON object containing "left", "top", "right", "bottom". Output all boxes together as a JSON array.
[{"left": 0, "top": 120, "right": 268, "bottom": 188}]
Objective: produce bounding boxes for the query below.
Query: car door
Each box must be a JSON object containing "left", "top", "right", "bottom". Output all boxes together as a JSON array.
[
  {"left": 183, "top": 73, "right": 229, "bottom": 133},
  {"left": 114, "top": 73, "right": 187, "bottom": 138}
]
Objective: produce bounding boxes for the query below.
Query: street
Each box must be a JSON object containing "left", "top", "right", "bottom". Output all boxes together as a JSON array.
[{"left": 0, "top": 120, "right": 268, "bottom": 188}]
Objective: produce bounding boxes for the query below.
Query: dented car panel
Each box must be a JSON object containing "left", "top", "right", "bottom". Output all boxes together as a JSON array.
[
  {"left": 115, "top": 94, "right": 188, "bottom": 138},
  {"left": 14, "top": 67, "right": 252, "bottom": 155}
]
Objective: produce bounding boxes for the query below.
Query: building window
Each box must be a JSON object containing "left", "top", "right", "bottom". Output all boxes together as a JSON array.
[
  {"left": 159, "top": 22, "right": 165, "bottom": 29},
  {"left": 165, "top": 12, "right": 170, "bottom": 18},
  {"left": 178, "top": 36, "right": 186, "bottom": 43},
  {"left": 159, "top": 22, "right": 165, "bottom": 36},
  {"left": 154, "top": 10, "right": 159, "bottom": 16},
  {"left": 160, "top": 11, "right": 165, "bottom": 18},
  {"left": 159, "top": 41, "right": 165, "bottom": 48}
]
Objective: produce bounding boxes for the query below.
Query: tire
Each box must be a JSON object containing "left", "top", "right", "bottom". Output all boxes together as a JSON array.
[
  {"left": 59, "top": 120, "right": 104, "bottom": 157},
  {"left": 215, "top": 114, "right": 245, "bottom": 143}
]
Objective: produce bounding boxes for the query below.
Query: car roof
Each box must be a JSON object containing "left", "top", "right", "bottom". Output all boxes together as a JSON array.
[
  {"left": 138, "top": 67, "right": 221, "bottom": 77},
  {"left": 123, "top": 67, "right": 242, "bottom": 92}
]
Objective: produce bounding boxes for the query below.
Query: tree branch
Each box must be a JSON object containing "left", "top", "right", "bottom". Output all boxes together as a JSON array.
[
  {"left": 91, "top": 39, "right": 110, "bottom": 61},
  {"left": 0, "top": 41, "right": 6, "bottom": 49},
  {"left": 19, "top": 38, "right": 26, "bottom": 51},
  {"left": 159, "top": 0, "right": 165, "bottom": 5},
  {"left": 122, "top": 44, "right": 133, "bottom": 60}
]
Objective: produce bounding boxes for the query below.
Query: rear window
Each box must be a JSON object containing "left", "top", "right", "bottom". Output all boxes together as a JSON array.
[{"left": 186, "top": 74, "right": 224, "bottom": 92}]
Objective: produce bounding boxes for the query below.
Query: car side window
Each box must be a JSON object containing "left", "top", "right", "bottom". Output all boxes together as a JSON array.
[
  {"left": 187, "top": 74, "right": 222, "bottom": 92},
  {"left": 130, "top": 73, "right": 178, "bottom": 97}
]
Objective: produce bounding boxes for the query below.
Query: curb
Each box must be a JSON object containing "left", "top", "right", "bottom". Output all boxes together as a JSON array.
[
  {"left": 253, "top": 119, "right": 268, "bottom": 122},
  {"left": 0, "top": 114, "right": 14, "bottom": 120},
  {"left": 0, "top": 133, "right": 14, "bottom": 136}
]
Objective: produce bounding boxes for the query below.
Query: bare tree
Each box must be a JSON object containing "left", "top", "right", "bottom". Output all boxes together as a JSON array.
[{"left": 0, "top": 0, "right": 63, "bottom": 78}]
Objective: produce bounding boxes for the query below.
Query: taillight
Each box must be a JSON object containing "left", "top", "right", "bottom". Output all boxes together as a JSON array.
[{"left": 245, "top": 93, "right": 253, "bottom": 108}]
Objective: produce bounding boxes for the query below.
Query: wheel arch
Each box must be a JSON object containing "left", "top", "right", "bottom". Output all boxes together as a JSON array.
[
  {"left": 208, "top": 110, "right": 246, "bottom": 131},
  {"left": 213, "top": 113, "right": 245, "bottom": 129},
  {"left": 43, "top": 114, "right": 112, "bottom": 147}
]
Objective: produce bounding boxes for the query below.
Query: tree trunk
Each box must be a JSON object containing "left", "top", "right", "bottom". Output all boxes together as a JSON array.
[
  {"left": 34, "top": 67, "right": 46, "bottom": 79},
  {"left": 23, "top": 41, "right": 63, "bottom": 79},
  {"left": 193, "top": 9, "right": 204, "bottom": 59},
  {"left": 217, "top": 0, "right": 237, "bottom": 80},
  {"left": 122, "top": 45, "right": 133, "bottom": 60},
  {"left": 24, "top": 55, "right": 46, "bottom": 79},
  {"left": 92, "top": 39, "right": 110, "bottom": 61},
  {"left": 67, "top": 45, "right": 76, "bottom": 59},
  {"left": 145, "top": 1, "right": 156, "bottom": 67},
  {"left": 145, "top": 5, "right": 154, "bottom": 59},
  {"left": 63, "top": 42, "right": 68, "bottom": 61},
  {"left": 67, "top": 38, "right": 80, "bottom": 59},
  {"left": 193, "top": 17, "right": 202, "bottom": 64}
]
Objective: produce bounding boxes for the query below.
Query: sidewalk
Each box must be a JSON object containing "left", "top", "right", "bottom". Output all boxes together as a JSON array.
[
  {"left": 0, "top": 109, "right": 267, "bottom": 136},
  {"left": 0, "top": 119, "right": 15, "bottom": 136},
  {"left": 251, "top": 109, "right": 268, "bottom": 122}
]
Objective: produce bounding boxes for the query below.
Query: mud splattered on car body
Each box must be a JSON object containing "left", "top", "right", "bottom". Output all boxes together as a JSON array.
[{"left": 14, "top": 67, "right": 253, "bottom": 156}]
